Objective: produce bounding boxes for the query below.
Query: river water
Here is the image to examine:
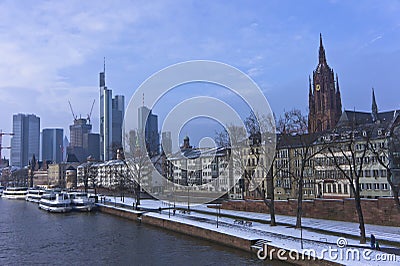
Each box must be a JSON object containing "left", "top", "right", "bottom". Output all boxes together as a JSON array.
[{"left": 0, "top": 199, "right": 288, "bottom": 265}]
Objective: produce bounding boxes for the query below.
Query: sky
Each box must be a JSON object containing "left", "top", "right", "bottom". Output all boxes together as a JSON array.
[{"left": 1, "top": 0, "right": 400, "bottom": 157}]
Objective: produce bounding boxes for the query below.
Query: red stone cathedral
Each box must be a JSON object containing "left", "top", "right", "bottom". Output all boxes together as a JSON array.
[{"left": 308, "top": 34, "right": 342, "bottom": 133}]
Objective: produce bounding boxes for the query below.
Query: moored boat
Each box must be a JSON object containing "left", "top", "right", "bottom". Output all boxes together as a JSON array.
[
  {"left": 26, "top": 188, "right": 46, "bottom": 203},
  {"left": 69, "top": 192, "right": 95, "bottom": 212},
  {"left": 2, "top": 187, "right": 28, "bottom": 200},
  {"left": 39, "top": 192, "right": 72, "bottom": 213}
]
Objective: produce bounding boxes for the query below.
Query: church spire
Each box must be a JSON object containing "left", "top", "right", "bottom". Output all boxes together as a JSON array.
[
  {"left": 319, "top": 33, "right": 327, "bottom": 65},
  {"left": 336, "top": 73, "right": 340, "bottom": 93},
  {"left": 372, "top": 88, "right": 378, "bottom": 122}
]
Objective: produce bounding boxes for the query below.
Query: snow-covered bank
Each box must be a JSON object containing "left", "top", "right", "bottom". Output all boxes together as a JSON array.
[{"left": 98, "top": 197, "right": 400, "bottom": 265}]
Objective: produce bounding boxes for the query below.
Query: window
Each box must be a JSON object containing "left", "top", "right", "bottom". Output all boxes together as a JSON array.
[
  {"left": 332, "top": 184, "right": 337, "bottom": 193},
  {"left": 344, "top": 184, "right": 348, "bottom": 194},
  {"left": 338, "top": 184, "right": 342, "bottom": 194},
  {"left": 327, "top": 184, "right": 332, "bottom": 193},
  {"left": 374, "top": 183, "right": 379, "bottom": 190},
  {"left": 366, "top": 183, "right": 372, "bottom": 190}
]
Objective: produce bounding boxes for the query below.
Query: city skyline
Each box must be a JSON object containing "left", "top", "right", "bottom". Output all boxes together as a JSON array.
[{"left": 1, "top": 1, "right": 400, "bottom": 157}]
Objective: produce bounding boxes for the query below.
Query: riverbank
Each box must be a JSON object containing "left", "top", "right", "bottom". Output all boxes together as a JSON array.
[{"left": 97, "top": 198, "right": 400, "bottom": 265}]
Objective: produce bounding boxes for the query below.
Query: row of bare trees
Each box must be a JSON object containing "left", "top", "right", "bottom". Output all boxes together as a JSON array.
[{"left": 219, "top": 109, "right": 400, "bottom": 243}]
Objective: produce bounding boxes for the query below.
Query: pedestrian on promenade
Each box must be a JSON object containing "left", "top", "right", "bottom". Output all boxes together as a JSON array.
[{"left": 370, "top": 234, "right": 376, "bottom": 249}]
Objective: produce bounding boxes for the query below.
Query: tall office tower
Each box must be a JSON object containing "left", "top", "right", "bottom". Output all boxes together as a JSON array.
[
  {"left": 138, "top": 106, "right": 159, "bottom": 156},
  {"left": 68, "top": 118, "right": 92, "bottom": 162},
  {"left": 11, "top": 114, "right": 40, "bottom": 168},
  {"left": 99, "top": 61, "right": 125, "bottom": 161},
  {"left": 42, "top": 128, "right": 63, "bottom": 163},
  {"left": 83, "top": 133, "right": 100, "bottom": 160},
  {"left": 161, "top": 131, "right": 172, "bottom": 154},
  {"left": 112, "top": 95, "right": 124, "bottom": 148},
  {"left": 63, "top": 136, "right": 69, "bottom": 161}
]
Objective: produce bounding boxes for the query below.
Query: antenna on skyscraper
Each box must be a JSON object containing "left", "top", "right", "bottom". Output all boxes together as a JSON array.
[
  {"left": 87, "top": 99, "right": 96, "bottom": 124},
  {"left": 104, "top": 57, "right": 106, "bottom": 73}
]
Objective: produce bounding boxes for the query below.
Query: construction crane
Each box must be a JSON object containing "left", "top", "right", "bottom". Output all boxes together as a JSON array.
[
  {"left": 68, "top": 100, "right": 78, "bottom": 121},
  {"left": 87, "top": 99, "right": 95, "bottom": 124},
  {"left": 0, "top": 130, "right": 14, "bottom": 167}
]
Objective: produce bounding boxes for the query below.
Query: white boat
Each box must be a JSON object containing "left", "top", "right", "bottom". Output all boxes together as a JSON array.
[
  {"left": 26, "top": 188, "right": 45, "bottom": 203},
  {"left": 0, "top": 186, "right": 5, "bottom": 196},
  {"left": 2, "top": 187, "right": 28, "bottom": 200},
  {"left": 69, "top": 192, "right": 95, "bottom": 212},
  {"left": 39, "top": 192, "right": 72, "bottom": 213}
]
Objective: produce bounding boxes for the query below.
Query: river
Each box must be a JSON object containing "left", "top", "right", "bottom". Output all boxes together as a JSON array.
[{"left": 0, "top": 199, "right": 289, "bottom": 265}]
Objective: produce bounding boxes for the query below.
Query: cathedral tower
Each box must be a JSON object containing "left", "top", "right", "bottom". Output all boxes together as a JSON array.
[{"left": 308, "top": 34, "right": 342, "bottom": 132}]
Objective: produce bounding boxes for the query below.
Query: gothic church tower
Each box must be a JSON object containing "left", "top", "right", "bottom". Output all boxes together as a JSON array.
[{"left": 308, "top": 34, "right": 342, "bottom": 132}]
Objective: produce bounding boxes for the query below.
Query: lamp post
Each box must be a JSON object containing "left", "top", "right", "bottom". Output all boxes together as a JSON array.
[
  {"left": 216, "top": 203, "right": 219, "bottom": 228},
  {"left": 300, "top": 226, "right": 304, "bottom": 249},
  {"left": 187, "top": 185, "right": 190, "bottom": 213}
]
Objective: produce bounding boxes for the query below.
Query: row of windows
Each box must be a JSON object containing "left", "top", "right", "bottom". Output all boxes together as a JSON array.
[
  {"left": 360, "top": 183, "right": 388, "bottom": 190},
  {"left": 322, "top": 183, "right": 349, "bottom": 194}
]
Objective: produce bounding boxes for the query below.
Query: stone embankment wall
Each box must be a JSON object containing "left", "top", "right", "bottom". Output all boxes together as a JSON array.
[
  {"left": 221, "top": 198, "right": 400, "bottom": 227},
  {"left": 98, "top": 205, "right": 340, "bottom": 266}
]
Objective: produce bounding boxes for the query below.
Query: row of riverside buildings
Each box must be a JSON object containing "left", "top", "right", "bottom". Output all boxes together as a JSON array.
[
  {"left": 70, "top": 35, "right": 399, "bottom": 201},
  {"left": 2, "top": 35, "right": 399, "bottom": 202}
]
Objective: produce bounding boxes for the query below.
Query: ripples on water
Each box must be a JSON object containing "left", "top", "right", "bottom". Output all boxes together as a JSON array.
[{"left": 0, "top": 199, "right": 288, "bottom": 265}]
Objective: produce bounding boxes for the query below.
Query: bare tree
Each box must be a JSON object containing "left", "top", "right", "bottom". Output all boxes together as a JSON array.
[
  {"left": 327, "top": 130, "right": 368, "bottom": 244},
  {"left": 277, "top": 109, "right": 324, "bottom": 229},
  {"left": 244, "top": 112, "right": 277, "bottom": 226},
  {"left": 215, "top": 112, "right": 277, "bottom": 226},
  {"left": 124, "top": 130, "right": 152, "bottom": 208}
]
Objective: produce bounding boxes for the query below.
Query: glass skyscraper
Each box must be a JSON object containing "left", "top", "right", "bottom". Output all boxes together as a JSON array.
[
  {"left": 42, "top": 128, "right": 63, "bottom": 163},
  {"left": 11, "top": 113, "right": 40, "bottom": 168},
  {"left": 99, "top": 62, "right": 124, "bottom": 161},
  {"left": 138, "top": 106, "right": 159, "bottom": 156}
]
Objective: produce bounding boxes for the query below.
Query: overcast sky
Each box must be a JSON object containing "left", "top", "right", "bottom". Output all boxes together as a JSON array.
[{"left": 1, "top": 0, "right": 400, "bottom": 156}]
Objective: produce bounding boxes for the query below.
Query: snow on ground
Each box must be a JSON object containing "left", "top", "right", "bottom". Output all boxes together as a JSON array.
[{"left": 100, "top": 197, "right": 400, "bottom": 265}]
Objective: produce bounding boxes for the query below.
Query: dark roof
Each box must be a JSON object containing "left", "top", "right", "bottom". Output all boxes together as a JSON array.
[
  {"left": 337, "top": 109, "right": 400, "bottom": 127},
  {"left": 277, "top": 132, "right": 322, "bottom": 149},
  {"left": 66, "top": 153, "right": 79, "bottom": 163}
]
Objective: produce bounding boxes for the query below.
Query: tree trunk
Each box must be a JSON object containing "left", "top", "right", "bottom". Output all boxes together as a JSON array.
[
  {"left": 269, "top": 199, "right": 276, "bottom": 226},
  {"left": 296, "top": 173, "right": 304, "bottom": 228},
  {"left": 354, "top": 194, "right": 367, "bottom": 243},
  {"left": 135, "top": 183, "right": 141, "bottom": 208},
  {"left": 266, "top": 175, "right": 276, "bottom": 226},
  {"left": 351, "top": 183, "right": 367, "bottom": 244}
]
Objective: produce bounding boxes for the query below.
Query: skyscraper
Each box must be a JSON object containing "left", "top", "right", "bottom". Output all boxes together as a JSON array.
[
  {"left": 42, "top": 128, "right": 63, "bottom": 163},
  {"left": 99, "top": 60, "right": 125, "bottom": 161},
  {"left": 68, "top": 118, "right": 92, "bottom": 162},
  {"left": 308, "top": 34, "right": 342, "bottom": 133},
  {"left": 138, "top": 106, "right": 159, "bottom": 156},
  {"left": 11, "top": 113, "right": 40, "bottom": 168},
  {"left": 161, "top": 131, "right": 172, "bottom": 154},
  {"left": 112, "top": 95, "right": 125, "bottom": 148}
]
